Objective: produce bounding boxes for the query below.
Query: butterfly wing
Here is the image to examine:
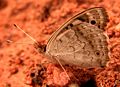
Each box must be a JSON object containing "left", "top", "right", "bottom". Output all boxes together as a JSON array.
[
  {"left": 43, "top": 7, "right": 109, "bottom": 67},
  {"left": 45, "top": 22, "right": 109, "bottom": 68},
  {"left": 47, "top": 7, "right": 109, "bottom": 49}
]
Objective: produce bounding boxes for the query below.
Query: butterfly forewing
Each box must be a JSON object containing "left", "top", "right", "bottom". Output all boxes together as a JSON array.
[{"left": 47, "top": 7, "right": 108, "bottom": 48}]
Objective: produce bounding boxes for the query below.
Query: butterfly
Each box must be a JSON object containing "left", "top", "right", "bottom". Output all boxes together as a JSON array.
[{"left": 34, "top": 7, "right": 109, "bottom": 68}]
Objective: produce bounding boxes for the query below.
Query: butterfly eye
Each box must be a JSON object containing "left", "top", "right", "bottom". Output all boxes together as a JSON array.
[
  {"left": 90, "top": 20, "right": 96, "bottom": 25},
  {"left": 36, "top": 44, "right": 46, "bottom": 53}
]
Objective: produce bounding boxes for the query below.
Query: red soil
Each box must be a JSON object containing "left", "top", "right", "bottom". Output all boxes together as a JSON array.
[{"left": 0, "top": 0, "right": 120, "bottom": 87}]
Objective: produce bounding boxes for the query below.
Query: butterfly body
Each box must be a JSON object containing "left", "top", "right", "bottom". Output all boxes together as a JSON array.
[{"left": 37, "top": 7, "right": 109, "bottom": 68}]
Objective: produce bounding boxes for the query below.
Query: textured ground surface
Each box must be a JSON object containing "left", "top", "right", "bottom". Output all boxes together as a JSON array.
[{"left": 0, "top": 0, "right": 120, "bottom": 87}]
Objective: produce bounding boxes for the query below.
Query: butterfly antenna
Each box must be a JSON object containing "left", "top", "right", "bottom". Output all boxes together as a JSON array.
[
  {"left": 13, "top": 24, "right": 38, "bottom": 45},
  {"left": 6, "top": 39, "right": 34, "bottom": 45}
]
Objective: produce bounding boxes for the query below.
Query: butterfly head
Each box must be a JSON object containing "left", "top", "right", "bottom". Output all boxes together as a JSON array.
[{"left": 34, "top": 42, "right": 46, "bottom": 53}]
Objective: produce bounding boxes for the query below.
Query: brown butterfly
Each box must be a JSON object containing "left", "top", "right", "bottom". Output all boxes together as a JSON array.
[
  {"left": 34, "top": 7, "right": 110, "bottom": 68},
  {"left": 15, "top": 7, "right": 110, "bottom": 68}
]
